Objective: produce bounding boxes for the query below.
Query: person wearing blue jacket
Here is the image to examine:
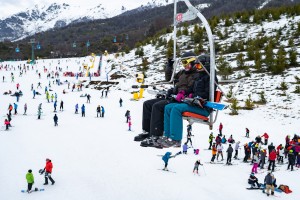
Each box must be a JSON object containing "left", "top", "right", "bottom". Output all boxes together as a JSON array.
[
  {"left": 162, "top": 152, "right": 174, "bottom": 171},
  {"left": 53, "top": 101, "right": 57, "bottom": 112},
  {"left": 101, "top": 106, "right": 105, "bottom": 118},
  {"left": 81, "top": 104, "right": 85, "bottom": 117},
  {"left": 13, "top": 103, "right": 18, "bottom": 115}
]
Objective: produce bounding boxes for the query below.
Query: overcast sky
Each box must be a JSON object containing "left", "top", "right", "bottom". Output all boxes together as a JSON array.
[{"left": 0, "top": 0, "right": 152, "bottom": 19}]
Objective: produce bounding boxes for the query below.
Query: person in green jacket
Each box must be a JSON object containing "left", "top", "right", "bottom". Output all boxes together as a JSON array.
[{"left": 26, "top": 169, "right": 34, "bottom": 193}]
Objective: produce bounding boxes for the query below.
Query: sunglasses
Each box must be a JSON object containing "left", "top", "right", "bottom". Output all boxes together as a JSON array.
[{"left": 181, "top": 57, "right": 196, "bottom": 66}]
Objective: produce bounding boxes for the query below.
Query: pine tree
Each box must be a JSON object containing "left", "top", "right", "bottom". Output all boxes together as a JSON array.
[
  {"left": 236, "top": 53, "right": 245, "bottom": 69},
  {"left": 217, "top": 55, "right": 233, "bottom": 80},
  {"left": 289, "top": 47, "right": 298, "bottom": 67},
  {"left": 258, "top": 91, "right": 267, "bottom": 104},
  {"left": 273, "top": 46, "right": 287, "bottom": 74},
  {"left": 244, "top": 94, "right": 254, "bottom": 110},
  {"left": 294, "top": 86, "right": 300, "bottom": 93},
  {"left": 264, "top": 42, "right": 274, "bottom": 72},
  {"left": 230, "top": 98, "right": 239, "bottom": 115}
]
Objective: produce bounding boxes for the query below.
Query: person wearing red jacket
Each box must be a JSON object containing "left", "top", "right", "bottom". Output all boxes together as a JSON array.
[
  {"left": 41, "top": 158, "right": 55, "bottom": 185},
  {"left": 4, "top": 119, "right": 10, "bottom": 130},
  {"left": 261, "top": 132, "right": 269, "bottom": 145},
  {"left": 268, "top": 150, "right": 277, "bottom": 171}
]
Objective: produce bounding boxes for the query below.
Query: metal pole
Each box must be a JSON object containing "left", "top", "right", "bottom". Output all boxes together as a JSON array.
[
  {"left": 173, "top": 0, "right": 177, "bottom": 61},
  {"left": 182, "top": 0, "right": 215, "bottom": 129}
]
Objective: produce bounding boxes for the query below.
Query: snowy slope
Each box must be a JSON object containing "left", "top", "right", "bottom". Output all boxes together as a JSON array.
[{"left": 0, "top": 54, "right": 299, "bottom": 200}]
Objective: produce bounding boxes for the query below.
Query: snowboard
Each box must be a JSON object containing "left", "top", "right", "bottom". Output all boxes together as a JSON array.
[{"left": 21, "top": 188, "right": 44, "bottom": 193}]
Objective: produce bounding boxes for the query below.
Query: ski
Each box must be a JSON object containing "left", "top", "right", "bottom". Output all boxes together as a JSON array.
[
  {"left": 205, "top": 162, "right": 224, "bottom": 164},
  {"left": 157, "top": 169, "right": 176, "bottom": 173},
  {"left": 21, "top": 188, "right": 45, "bottom": 193}
]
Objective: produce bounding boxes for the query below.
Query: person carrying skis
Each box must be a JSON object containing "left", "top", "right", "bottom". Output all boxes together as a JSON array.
[
  {"left": 193, "top": 160, "right": 203, "bottom": 175},
  {"left": 96, "top": 105, "right": 101, "bottom": 117},
  {"left": 248, "top": 173, "right": 260, "bottom": 188},
  {"left": 53, "top": 114, "right": 58, "bottom": 126},
  {"left": 208, "top": 132, "right": 214, "bottom": 150},
  {"left": 261, "top": 132, "right": 269, "bottom": 145},
  {"left": 40, "top": 158, "right": 55, "bottom": 185},
  {"left": 119, "top": 98, "right": 123, "bottom": 107},
  {"left": 26, "top": 169, "right": 34, "bottom": 193},
  {"left": 226, "top": 144, "right": 233, "bottom": 165},
  {"left": 162, "top": 152, "right": 175, "bottom": 171}
]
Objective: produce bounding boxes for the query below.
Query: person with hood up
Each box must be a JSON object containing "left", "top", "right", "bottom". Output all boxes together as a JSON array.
[{"left": 162, "top": 152, "right": 175, "bottom": 171}]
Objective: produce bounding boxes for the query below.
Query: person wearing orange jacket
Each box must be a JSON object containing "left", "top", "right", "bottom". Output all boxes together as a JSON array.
[
  {"left": 261, "top": 132, "right": 269, "bottom": 145},
  {"left": 40, "top": 158, "right": 55, "bottom": 185},
  {"left": 210, "top": 144, "right": 217, "bottom": 163},
  {"left": 268, "top": 149, "right": 277, "bottom": 172}
]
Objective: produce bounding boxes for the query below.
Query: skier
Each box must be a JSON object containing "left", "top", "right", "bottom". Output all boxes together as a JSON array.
[
  {"left": 16, "top": 83, "right": 20, "bottom": 90},
  {"left": 233, "top": 141, "right": 240, "bottom": 159},
  {"left": 101, "top": 106, "right": 105, "bottom": 118},
  {"left": 186, "top": 125, "right": 193, "bottom": 147},
  {"left": 182, "top": 142, "right": 189, "bottom": 154},
  {"left": 268, "top": 149, "right": 277, "bottom": 171},
  {"left": 221, "top": 135, "right": 227, "bottom": 144},
  {"left": 210, "top": 143, "right": 217, "bottom": 163},
  {"left": 119, "top": 98, "right": 123, "bottom": 107},
  {"left": 53, "top": 101, "right": 57, "bottom": 112},
  {"left": 252, "top": 152, "right": 259, "bottom": 173},
  {"left": 219, "top": 122, "right": 223, "bottom": 135},
  {"left": 4, "top": 119, "right": 10, "bottom": 130},
  {"left": 59, "top": 100, "right": 64, "bottom": 111},
  {"left": 24, "top": 103, "right": 27, "bottom": 115},
  {"left": 261, "top": 132, "right": 269, "bottom": 145},
  {"left": 245, "top": 128, "right": 250, "bottom": 138},
  {"left": 287, "top": 150, "right": 296, "bottom": 171},
  {"left": 216, "top": 143, "right": 224, "bottom": 161},
  {"left": 50, "top": 94, "right": 54, "bottom": 102},
  {"left": 37, "top": 82, "right": 42, "bottom": 89},
  {"left": 33, "top": 89, "right": 36, "bottom": 99},
  {"left": 53, "top": 114, "right": 58, "bottom": 126},
  {"left": 37, "top": 103, "right": 42, "bottom": 119},
  {"left": 8, "top": 104, "right": 13, "bottom": 115},
  {"left": 128, "top": 116, "right": 132, "bottom": 131},
  {"left": 226, "top": 144, "right": 233, "bottom": 165},
  {"left": 208, "top": 132, "right": 214, "bottom": 150},
  {"left": 105, "top": 88, "right": 108, "bottom": 97},
  {"left": 13, "top": 103, "right": 18, "bottom": 115},
  {"left": 40, "top": 158, "right": 55, "bottom": 185},
  {"left": 193, "top": 160, "right": 203, "bottom": 175},
  {"left": 162, "top": 152, "right": 175, "bottom": 171},
  {"left": 228, "top": 135, "right": 235, "bottom": 144},
  {"left": 125, "top": 110, "right": 130, "bottom": 123},
  {"left": 278, "top": 146, "right": 284, "bottom": 164},
  {"left": 26, "top": 169, "right": 34, "bottom": 193},
  {"left": 96, "top": 105, "right": 101, "bottom": 117},
  {"left": 87, "top": 94, "right": 91, "bottom": 103},
  {"left": 259, "top": 149, "right": 267, "bottom": 169},
  {"left": 243, "top": 143, "right": 251, "bottom": 163},
  {"left": 81, "top": 104, "right": 85, "bottom": 117},
  {"left": 75, "top": 103, "right": 79, "bottom": 114}
]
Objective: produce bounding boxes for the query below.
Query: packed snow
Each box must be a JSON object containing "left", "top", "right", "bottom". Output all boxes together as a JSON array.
[{"left": 0, "top": 54, "right": 299, "bottom": 200}]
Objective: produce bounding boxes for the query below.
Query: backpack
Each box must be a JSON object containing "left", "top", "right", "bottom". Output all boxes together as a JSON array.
[{"left": 278, "top": 184, "right": 292, "bottom": 194}]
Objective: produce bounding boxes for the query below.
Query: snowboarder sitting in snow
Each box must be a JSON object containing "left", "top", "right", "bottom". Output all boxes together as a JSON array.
[
  {"left": 26, "top": 169, "right": 34, "bottom": 193},
  {"left": 248, "top": 173, "right": 260, "bottom": 188}
]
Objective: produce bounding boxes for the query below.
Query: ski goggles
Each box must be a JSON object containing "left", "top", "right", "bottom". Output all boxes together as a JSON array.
[{"left": 181, "top": 57, "right": 196, "bottom": 66}]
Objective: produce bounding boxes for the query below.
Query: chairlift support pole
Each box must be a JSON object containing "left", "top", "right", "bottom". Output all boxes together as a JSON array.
[
  {"left": 28, "top": 39, "right": 36, "bottom": 64},
  {"left": 177, "top": 0, "right": 216, "bottom": 128}
]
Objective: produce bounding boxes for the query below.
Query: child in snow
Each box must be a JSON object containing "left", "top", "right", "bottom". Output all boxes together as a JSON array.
[
  {"left": 162, "top": 152, "right": 175, "bottom": 171},
  {"left": 4, "top": 119, "right": 10, "bottom": 130},
  {"left": 26, "top": 169, "right": 34, "bottom": 193},
  {"left": 182, "top": 142, "right": 189, "bottom": 154},
  {"left": 193, "top": 160, "right": 203, "bottom": 175}
]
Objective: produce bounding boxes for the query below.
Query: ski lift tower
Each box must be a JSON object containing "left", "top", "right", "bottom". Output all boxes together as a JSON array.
[
  {"left": 28, "top": 39, "right": 36, "bottom": 64},
  {"left": 174, "top": 0, "right": 216, "bottom": 128}
]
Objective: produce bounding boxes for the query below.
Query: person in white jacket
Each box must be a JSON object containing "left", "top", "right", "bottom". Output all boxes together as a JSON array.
[
  {"left": 233, "top": 141, "right": 240, "bottom": 159},
  {"left": 278, "top": 147, "right": 284, "bottom": 164},
  {"left": 216, "top": 143, "right": 224, "bottom": 161}
]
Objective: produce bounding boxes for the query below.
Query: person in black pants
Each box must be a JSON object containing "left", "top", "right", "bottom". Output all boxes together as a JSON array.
[{"left": 226, "top": 144, "right": 233, "bottom": 165}]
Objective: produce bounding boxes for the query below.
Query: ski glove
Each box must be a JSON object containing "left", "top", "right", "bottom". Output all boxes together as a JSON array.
[{"left": 175, "top": 90, "right": 185, "bottom": 102}]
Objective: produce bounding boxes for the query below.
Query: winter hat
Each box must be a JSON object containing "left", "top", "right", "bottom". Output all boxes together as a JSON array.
[{"left": 28, "top": 169, "right": 32, "bottom": 173}]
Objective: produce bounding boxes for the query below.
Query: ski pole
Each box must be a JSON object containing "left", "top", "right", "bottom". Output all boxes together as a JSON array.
[{"left": 202, "top": 165, "right": 207, "bottom": 176}]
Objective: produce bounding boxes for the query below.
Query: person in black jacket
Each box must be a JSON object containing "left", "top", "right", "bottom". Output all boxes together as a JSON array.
[
  {"left": 53, "top": 114, "right": 58, "bottom": 126},
  {"left": 226, "top": 144, "right": 234, "bottom": 165},
  {"left": 248, "top": 173, "right": 260, "bottom": 188},
  {"left": 263, "top": 172, "right": 275, "bottom": 196},
  {"left": 287, "top": 150, "right": 296, "bottom": 171},
  {"left": 135, "top": 52, "right": 201, "bottom": 147}
]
